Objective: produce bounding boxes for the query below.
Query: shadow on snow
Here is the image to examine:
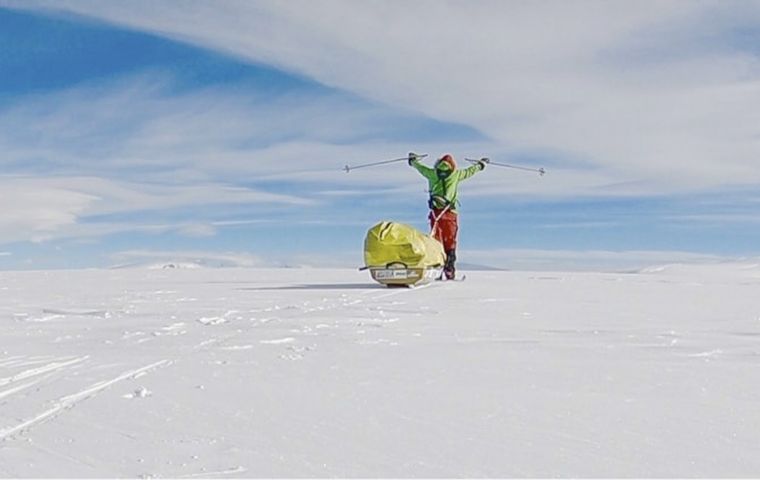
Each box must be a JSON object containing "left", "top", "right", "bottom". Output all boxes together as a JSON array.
[{"left": 238, "top": 283, "right": 383, "bottom": 291}]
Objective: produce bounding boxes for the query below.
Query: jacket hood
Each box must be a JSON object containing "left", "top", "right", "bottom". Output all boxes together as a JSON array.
[{"left": 435, "top": 154, "right": 457, "bottom": 171}]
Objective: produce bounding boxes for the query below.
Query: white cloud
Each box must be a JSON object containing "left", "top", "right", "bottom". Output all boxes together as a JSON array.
[
  {"left": 5, "top": 0, "right": 759, "bottom": 192},
  {"left": 0, "top": 179, "right": 98, "bottom": 243},
  {"left": 0, "top": 175, "right": 312, "bottom": 244}
]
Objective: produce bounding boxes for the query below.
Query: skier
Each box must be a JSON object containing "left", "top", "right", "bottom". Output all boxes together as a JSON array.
[{"left": 408, "top": 152, "right": 487, "bottom": 280}]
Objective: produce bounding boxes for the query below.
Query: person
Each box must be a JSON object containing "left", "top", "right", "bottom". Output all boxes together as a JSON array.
[{"left": 408, "top": 152, "right": 487, "bottom": 280}]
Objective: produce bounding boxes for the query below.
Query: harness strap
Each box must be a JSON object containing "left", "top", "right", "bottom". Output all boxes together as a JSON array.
[
  {"left": 428, "top": 173, "right": 454, "bottom": 210},
  {"left": 429, "top": 203, "right": 452, "bottom": 237}
]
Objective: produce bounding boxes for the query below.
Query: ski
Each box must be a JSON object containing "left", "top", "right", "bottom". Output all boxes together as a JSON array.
[{"left": 436, "top": 274, "right": 467, "bottom": 282}]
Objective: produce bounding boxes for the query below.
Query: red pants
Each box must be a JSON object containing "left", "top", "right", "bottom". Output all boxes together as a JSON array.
[{"left": 429, "top": 209, "right": 459, "bottom": 252}]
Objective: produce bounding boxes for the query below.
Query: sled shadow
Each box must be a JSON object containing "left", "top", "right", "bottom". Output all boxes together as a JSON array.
[{"left": 239, "top": 283, "right": 384, "bottom": 291}]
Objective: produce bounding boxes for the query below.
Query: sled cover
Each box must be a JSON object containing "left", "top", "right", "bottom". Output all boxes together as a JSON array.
[{"left": 364, "top": 221, "right": 445, "bottom": 268}]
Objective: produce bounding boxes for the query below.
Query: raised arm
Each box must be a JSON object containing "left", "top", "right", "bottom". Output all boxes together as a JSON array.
[
  {"left": 456, "top": 159, "right": 487, "bottom": 182},
  {"left": 408, "top": 152, "right": 437, "bottom": 181}
]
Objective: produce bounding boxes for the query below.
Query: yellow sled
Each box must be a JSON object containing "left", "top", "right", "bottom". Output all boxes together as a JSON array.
[{"left": 363, "top": 221, "right": 445, "bottom": 287}]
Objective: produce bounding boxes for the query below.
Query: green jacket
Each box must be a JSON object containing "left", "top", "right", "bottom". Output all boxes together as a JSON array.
[{"left": 411, "top": 160, "right": 483, "bottom": 212}]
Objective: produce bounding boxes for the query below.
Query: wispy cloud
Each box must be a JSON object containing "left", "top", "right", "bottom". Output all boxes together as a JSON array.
[
  {"left": 6, "top": 0, "right": 759, "bottom": 192},
  {"left": 0, "top": 73, "right": 409, "bottom": 179},
  {"left": 0, "top": 174, "right": 312, "bottom": 244},
  {"left": 0, "top": 71, "right": 493, "bottom": 188}
]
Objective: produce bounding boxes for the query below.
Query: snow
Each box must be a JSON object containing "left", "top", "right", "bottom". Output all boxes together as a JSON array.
[{"left": 1, "top": 265, "right": 760, "bottom": 477}]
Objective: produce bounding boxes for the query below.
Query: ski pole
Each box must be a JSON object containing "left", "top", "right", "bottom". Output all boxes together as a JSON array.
[
  {"left": 465, "top": 158, "right": 546, "bottom": 176},
  {"left": 344, "top": 154, "right": 428, "bottom": 173}
]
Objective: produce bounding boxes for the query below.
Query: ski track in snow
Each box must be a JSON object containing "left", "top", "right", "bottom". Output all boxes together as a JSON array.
[
  {"left": 176, "top": 465, "right": 247, "bottom": 478},
  {"left": 0, "top": 356, "right": 89, "bottom": 388},
  {"left": 0, "top": 360, "right": 171, "bottom": 441},
  {"left": 259, "top": 337, "right": 295, "bottom": 345},
  {"left": 0, "top": 380, "right": 41, "bottom": 400},
  {"left": 0, "top": 355, "right": 59, "bottom": 368}
]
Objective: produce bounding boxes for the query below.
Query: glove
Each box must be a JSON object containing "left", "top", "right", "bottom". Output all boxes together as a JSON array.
[
  {"left": 477, "top": 157, "right": 489, "bottom": 170},
  {"left": 408, "top": 152, "right": 419, "bottom": 166}
]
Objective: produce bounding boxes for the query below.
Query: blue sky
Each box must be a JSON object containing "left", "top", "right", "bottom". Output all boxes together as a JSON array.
[{"left": 0, "top": 1, "right": 759, "bottom": 270}]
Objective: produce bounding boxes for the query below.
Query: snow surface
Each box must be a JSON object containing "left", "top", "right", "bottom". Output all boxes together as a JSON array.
[{"left": 1, "top": 264, "right": 760, "bottom": 477}]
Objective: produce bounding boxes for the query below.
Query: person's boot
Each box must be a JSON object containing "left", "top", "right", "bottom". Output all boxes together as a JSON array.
[{"left": 444, "top": 250, "right": 456, "bottom": 280}]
